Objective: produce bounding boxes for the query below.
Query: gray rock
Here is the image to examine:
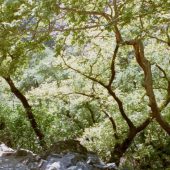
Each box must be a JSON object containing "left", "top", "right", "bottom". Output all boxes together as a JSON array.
[
  {"left": 87, "top": 153, "right": 104, "bottom": 165},
  {"left": 93, "top": 162, "right": 117, "bottom": 169},
  {"left": 0, "top": 143, "right": 117, "bottom": 170}
]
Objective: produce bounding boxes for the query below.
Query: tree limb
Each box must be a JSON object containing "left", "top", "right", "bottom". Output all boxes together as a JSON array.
[
  {"left": 108, "top": 44, "right": 119, "bottom": 87},
  {"left": 102, "top": 109, "right": 118, "bottom": 139},
  {"left": 131, "top": 40, "right": 170, "bottom": 135},
  {"left": 3, "top": 76, "right": 46, "bottom": 147},
  {"left": 57, "top": 5, "right": 112, "bottom": 22}
]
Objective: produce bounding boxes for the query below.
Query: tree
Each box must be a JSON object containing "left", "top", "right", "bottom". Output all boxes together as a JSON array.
[
  {"left": 32, "top": 0, "right": 169, "bottom": 164},
  {"left": 0, "top": 0, "right": 46, "bottom": 147},
  {"left": 0, "top": 0, "right": 170, "bottom": 167}
]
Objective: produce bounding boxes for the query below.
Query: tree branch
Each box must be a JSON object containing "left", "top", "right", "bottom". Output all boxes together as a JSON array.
[
  {"left": 113, "top": 0, "right": 122, "bottom": 43},
  {"left": 136, "top": 117, "right": 152, "bottom": 132},
  {"left": 102, "top": 109, "right": 118, "bottom": 139},
  {"left": 61, "top": 52, "right": 135, "bottom": 130},
  {"left": 131, "top": 40, "right": 170, "bottom": 135},
  {"left": 107, "top": 87, "right": 135, "bottom": 129},
  {"left": 86, "top": 104, "right": 96, "bottom": 124},
  {"left": 53, "top": 24, "right": 101, "bottom": 32},
  {"left": 61, "top": 55, "right": 107, "bottom": 88},
  {"left": 156, "top": 64, "right": 169, "bottom": 80},
  {"left": 108, "top": 44, "right": 119, "bottom": 87},
  {"left": 3, "top": 76, "right": 46, "bottom": 147},
  {"left": 57, "top": 5, "right": 112, "bottom": 21}
]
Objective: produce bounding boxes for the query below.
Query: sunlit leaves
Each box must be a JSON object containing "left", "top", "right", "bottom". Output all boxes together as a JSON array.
[{"left": 0, "top": 1, "right": 170, "bottom": 168}]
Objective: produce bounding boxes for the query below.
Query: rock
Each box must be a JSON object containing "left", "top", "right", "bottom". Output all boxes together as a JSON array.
[
  {"left": 0, "top": 143, "right": 40, "bottom": 170},
  {"left": 0, "top": 143, "right": 117, "bottom": 170},
  {"left": 0, "top": 143, "right": 14, "bottom": 156},
  {"left": 45, "top": 139, "right": 88, "bottom": 156},
  {"left": 106, "top": 163, "right": 117, "bottom": 169},
  {"left": 93, "top": 163, "right": 116, "bottom": 169},
  {"left": 87, "top": 153, "right": 104, "bottom": 165}
]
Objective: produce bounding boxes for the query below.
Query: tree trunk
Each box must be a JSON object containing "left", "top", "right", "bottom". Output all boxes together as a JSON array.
[
  {"left": 3, "top": 76, "right": 46, "bottom": 148},
  {"left": 109, "top": 129, "right": 136, "bottom": 166},
  {"left": 109, "top": 118, "right": 151, "bottom": 166}
]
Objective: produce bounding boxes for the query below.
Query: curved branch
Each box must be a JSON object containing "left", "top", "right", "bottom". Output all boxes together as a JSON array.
[
  {"left": 102, "top": 109, "right": 118, "bottom": 139},
  {"left": 61, "top": 54, "right": 134, "bottom": 129},
  {"left": 107, "top": 87, "right": 135, "bottom": 129},
  {"left": 108, "top": 44, "right": 119, "bottom": 87},
  {"left": 156, "top": 64, "right": 169, "bottom": 80},
  {"left": 3, "top": 76, "right": 46, "bottom": 147},
  {"left": 132, "top": 40, "right": 170, "bottom": 135}
]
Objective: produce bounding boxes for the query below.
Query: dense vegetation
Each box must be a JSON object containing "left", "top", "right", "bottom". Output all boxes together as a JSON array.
[{"left": 0, "top": 0, "right": 170, "bottom": 169}]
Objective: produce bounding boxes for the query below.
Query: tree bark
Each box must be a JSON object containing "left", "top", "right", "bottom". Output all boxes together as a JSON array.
[
  {"left": 133, "top": 40, "right": 170, "bottom": 135},
  {"left": 109, "top": 129, "right": 136, "bottom": 166},
  {"left": 3, "top": 76, "right": 46, "bottom": 148}
]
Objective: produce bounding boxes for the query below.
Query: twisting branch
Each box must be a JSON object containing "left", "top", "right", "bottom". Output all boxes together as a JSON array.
[
  {"left": 156, "top": 64, "right": 169, "bottom": 80},
  {"left": 148, "top": 34, "right": 169, "bottom": 45},
  {"left": 109, "top": 114, "right": 151, "bottom": 164},
  {"left": 61, "top": 53, "right": 135, "bottom": 129},
  {"left": 107, "top": 87, "right": 135, "bottom": 129},
  {"left": 31, "top": 19, "right": 41, "bottom": 40},
  {"left": 61, "top": 55, "right": 107, "bottom": 88},
  {"left": 108, "top": 44, "right": 119, "bottom": 87},
  {"left": 156, "top": 64, "right": 170, "bottom": 111},
  {"left": 129, "top": 39, "right": 170, "bottom": 135},
  {"left": 3, "top": 76, "right": 46, "bottom": 147},
  {"left": 56, "top": 2, "right": 123, "bottom": 44},
  {"left": 139, "top": 17, "right": 170, "bottom": 45}
]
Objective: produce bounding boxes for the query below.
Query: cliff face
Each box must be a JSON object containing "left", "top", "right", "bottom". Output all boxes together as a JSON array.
[{"left": 0, "top": 142, "right": 116, "bottom": 170}]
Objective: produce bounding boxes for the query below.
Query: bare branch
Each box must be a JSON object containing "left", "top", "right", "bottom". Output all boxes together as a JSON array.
[
  {"left": 139, "top": 16, "right": 169, "bottom": 45},
  {"left": 112, "top": 0, "right": 122, "bottom": 43},
  {"left": 3, "top": 76, "right": 46, "bottom": 147},
  {"left": 108, "top": 44, "right": 119, "bottom": 87},
  {"left": 57, "top": 5, "right": 112, "bottom": 22},
  {"left": 61, "top": 55, "right": 107, "bottom": 88},
  {"left": 61, "top": 51, "right": 135, "bottom": 129},
  {"left": 107, "top": 87, "right": 135, "bottom": 129},
  {"left": 131, "top": 40, "right": 170, "bottom": 135},
  {"left": 156, "top": 64, "right": 169, "bottom": 80},
  {"left": 147, "top": 34, "right": 169, "bottom": 45}
]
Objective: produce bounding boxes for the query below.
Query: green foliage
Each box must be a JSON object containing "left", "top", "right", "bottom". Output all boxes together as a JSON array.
[
  {"left": 0, "top": 0, "right": 170, "bottom": 169},
  {"left": 81, "top": 120, "right": 115, "bottom": 160}
]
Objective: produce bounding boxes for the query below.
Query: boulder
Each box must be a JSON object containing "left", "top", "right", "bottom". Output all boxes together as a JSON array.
[{"left": 45, "top": 139, "right": 88, "bottom": 156}]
